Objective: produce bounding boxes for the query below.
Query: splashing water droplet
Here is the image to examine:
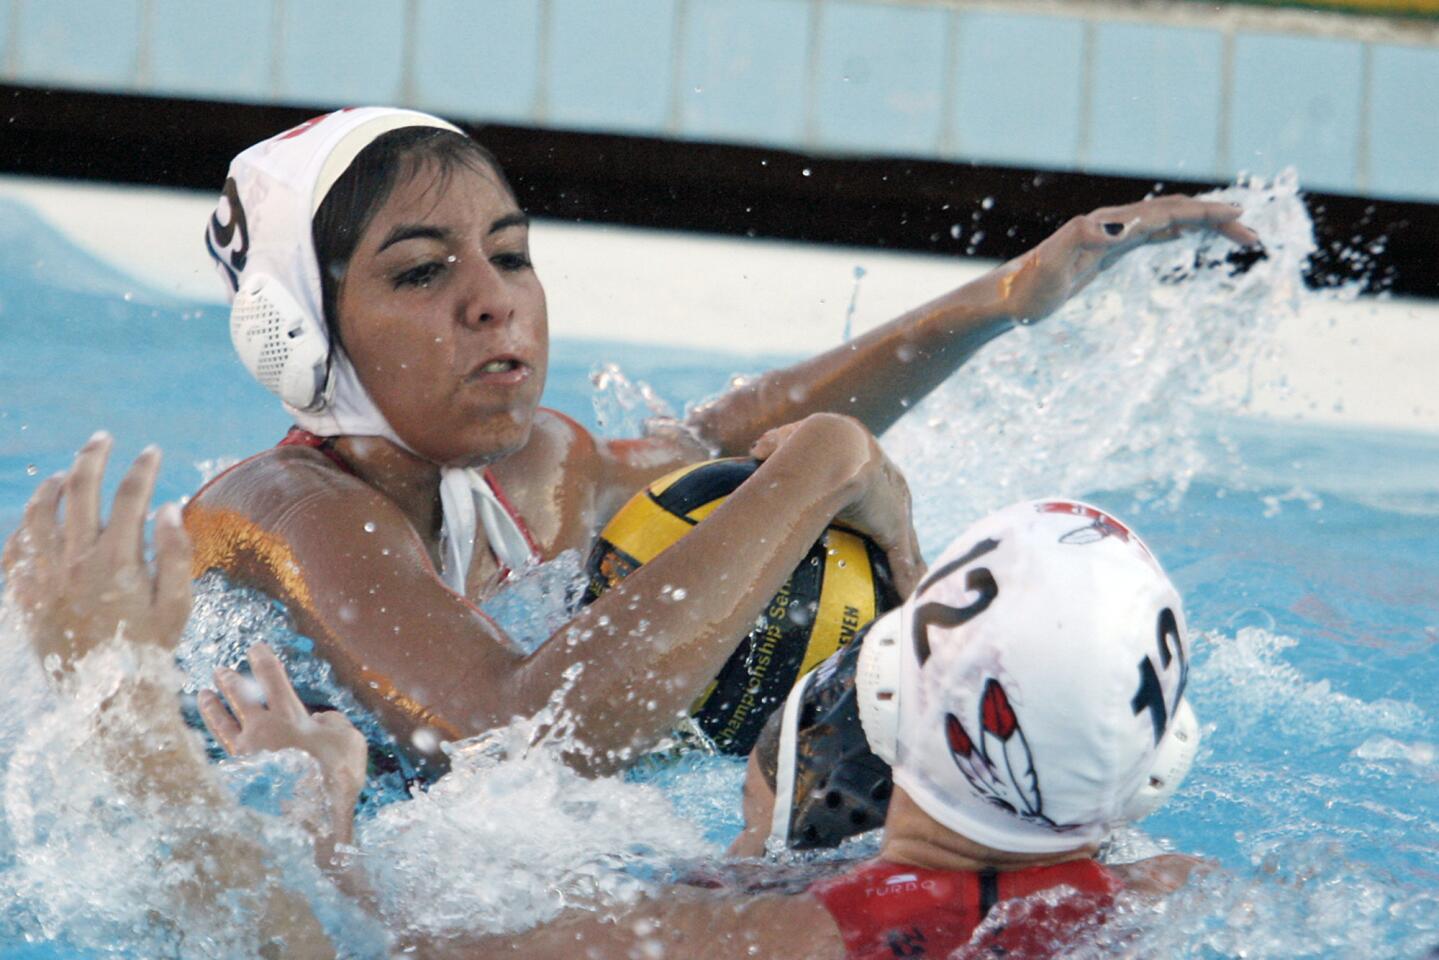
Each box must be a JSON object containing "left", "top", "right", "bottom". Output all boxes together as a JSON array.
[
  {"left": 801, "top": 168, "right": 812, "bottom": 177},
  {"left": 950, "top": 224, "right": 962, "bottom": 240},
  {"left": 842, "top": 265, "right": 867, "bottom": 342},
  {"left": 25, "top": 464, "right": 38, "bottom": 476},
  {"left": 363, "top": 521, "right": 377, "bottom": 533},
  {"left": 981, "top": 196, "right": 994, "bottom": 210}
]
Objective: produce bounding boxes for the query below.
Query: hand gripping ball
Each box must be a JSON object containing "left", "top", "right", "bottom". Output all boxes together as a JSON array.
[{"left": 584, "top": 458, "right": 900, "bottom": 754}]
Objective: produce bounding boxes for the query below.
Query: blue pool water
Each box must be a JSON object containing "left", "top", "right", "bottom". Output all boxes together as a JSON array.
[{"left": 0, "top": 185, "right": 1436, "bottom": 957}]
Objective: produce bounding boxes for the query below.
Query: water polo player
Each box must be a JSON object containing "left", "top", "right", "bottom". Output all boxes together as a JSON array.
[{"left": 188, "top": 106, "right": 1256, "bottom": 775}]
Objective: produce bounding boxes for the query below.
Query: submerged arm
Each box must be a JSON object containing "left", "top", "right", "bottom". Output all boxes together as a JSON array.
[
  {"left": 416, "top": 888, "right": 844, "bottom": 960},
  {"left": 687, "top": 195, "right": 1258, "bottom": 454}
]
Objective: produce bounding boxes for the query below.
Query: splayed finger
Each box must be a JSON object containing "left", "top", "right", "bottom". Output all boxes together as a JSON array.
[
  {"left": 62, "top": 432, "right": 111, "bottom": 568},
  {"left": 197, "top": 689, "right": 242, "bottom": 753},
  {"left": 103, "top": 447, "right": 161, "bottom": 570},
  {"left": 248, "top": 644, "right": 306, "bottom": 723}
]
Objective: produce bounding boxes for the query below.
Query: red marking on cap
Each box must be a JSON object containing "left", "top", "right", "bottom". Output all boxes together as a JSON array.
[
  {"left": 981, "top": 679, "right": 1018, "bottom": 739},
  {"left": 946, "top": 713, "right": 974, "bottom": 757},
  {"left": 1036, "top": 501, "right": 1133, "bottom": 540},
  {"left": 274, "top": 108, "right": 357, "bottom": 142}
]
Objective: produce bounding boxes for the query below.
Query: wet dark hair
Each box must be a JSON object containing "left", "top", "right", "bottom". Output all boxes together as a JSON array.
[{"left": 311, "top": 126, "right": 514, "bottom": 343}]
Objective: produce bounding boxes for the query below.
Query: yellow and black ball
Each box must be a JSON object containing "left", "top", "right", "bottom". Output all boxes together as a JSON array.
[{"left": 584, "top": 457, "right": 900, "bottom": 754}]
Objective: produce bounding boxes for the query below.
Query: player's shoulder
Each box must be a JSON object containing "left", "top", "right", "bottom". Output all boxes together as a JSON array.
[{"left": 187, "top": 444, "right": 389, "bottom": 527}]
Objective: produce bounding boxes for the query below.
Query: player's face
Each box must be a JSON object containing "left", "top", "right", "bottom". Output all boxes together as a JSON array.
[{"left": 335, "top": 160, "right": 549, "bottom": 467}]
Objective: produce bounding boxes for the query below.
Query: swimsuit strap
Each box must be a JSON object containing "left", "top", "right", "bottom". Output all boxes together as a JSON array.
[
  {"left": 479, "top": 467, "right": 542, "bottom": 564},
  {"left": 278, "top": 426, "right": 358, "bottom": 476}
]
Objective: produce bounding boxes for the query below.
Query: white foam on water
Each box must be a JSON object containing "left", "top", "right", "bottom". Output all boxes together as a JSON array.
[
  {"left": 357, "top": 725, "right": 715, "bottom": 941},
  {"left": 1065, "top": 847, "right": 1439, "bottom": 959},
  {"left": 0, "top": 609, "right": 381, "bottom": 957},
  {"left": 1195, "top": 627, "right": 1426, "bottom": 740}
]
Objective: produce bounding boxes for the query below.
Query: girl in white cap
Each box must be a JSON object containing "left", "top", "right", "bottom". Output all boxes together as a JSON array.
[
  {"left": 187, "top": 106, "right": 1253, "bottom": 779},
  {"left": 5, "top": 451, "right": 1205, "bottom": 957}
]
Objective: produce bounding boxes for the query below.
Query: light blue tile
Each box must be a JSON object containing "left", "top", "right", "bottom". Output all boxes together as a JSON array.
[
  {"left": 15, "top": 0, "right": 142, "bottom": 90},
  {"left": 813, "top": 1, "right": 947, "bottom": 156},
  {"left": 279, "top": 0, "right": 406, "bottom": 106},
  {"left": 149, "top": 0, "right": 275, "bottom": 101},
  {"left": 1088, "top": 22, "right": 1223, "bottom": 179},
  {"left": 679, "top": 0, "right": 809, "bottom": 145},
  {"left": 951, "top": 11, "right": 1085, "bottom": 169},
  {"left": 1230, "top": 32, "right": 1363, "bottom": 194},
  {"left": 1369, "top": 43, "right": 1439, "bottom": 202},
  {"left": 547, "top": 0, "right": 678, "bottom": 134},
  {"left": 413, "top": 0, "right": 541, "bottom": 123},
  {"left": 0, "top": 1, "right": 12, "bottom": 74}
]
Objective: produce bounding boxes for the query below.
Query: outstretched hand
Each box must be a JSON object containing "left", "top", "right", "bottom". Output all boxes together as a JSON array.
[
  {"left": 199, "top": 643, "right": 368, "bottom": 846},
  {"left": 996, "top": 195, "right": 1260, "bottom": 325},
  {"left": 2, "top": 432, "right": 192, "bottom": 673}
]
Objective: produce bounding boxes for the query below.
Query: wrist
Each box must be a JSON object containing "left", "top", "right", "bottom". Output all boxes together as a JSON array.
[{"left": 769, "top": 414, "right": 874, "bottom": 506}]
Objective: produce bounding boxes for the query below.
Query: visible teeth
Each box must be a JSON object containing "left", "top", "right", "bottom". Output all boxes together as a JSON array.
[{"left": 480, "top": 360, "right": 514, "bottom": 373}]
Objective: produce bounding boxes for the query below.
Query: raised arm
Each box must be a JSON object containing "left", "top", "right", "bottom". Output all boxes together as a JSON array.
[
  {"left": 688, "top": 195, "right": 1258, "bottom": 454},
  {"left": 1, "top": 436, "right": 336, "bottom": 956}
]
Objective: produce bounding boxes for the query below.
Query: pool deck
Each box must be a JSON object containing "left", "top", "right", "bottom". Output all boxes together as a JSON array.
[{"left": 4, "top": 173, "right": 1435, "bottom": 435}]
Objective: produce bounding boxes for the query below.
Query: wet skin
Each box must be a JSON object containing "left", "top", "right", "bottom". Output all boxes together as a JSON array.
[{"left": 184, "top": 162, "right": 1257, "bottom": 774}]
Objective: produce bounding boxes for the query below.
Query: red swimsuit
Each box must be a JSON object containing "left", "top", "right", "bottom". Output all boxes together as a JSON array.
[{"left": 808, "top": 858, "right": 1121, "bottom": 959}]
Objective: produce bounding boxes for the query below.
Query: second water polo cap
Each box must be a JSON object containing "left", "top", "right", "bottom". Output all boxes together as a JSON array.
[{"left": 892, "top": 500, "right": 1197, "bottom": 854}]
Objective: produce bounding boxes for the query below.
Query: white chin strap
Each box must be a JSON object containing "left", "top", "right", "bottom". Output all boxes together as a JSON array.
[{"left": 437, "top": 469, "right": 538, "bottom": 592}]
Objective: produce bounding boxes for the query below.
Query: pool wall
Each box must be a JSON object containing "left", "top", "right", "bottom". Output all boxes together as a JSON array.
[{"left": 2, "top": 0, "right": 1438, "bottom": 203}]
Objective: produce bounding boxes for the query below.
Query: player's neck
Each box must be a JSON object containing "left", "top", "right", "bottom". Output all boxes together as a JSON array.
[{"left": 878, "top": 788, "right": 1095, "bottom": 874}]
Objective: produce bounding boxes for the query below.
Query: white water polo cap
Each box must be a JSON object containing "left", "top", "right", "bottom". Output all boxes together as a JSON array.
[
  {"left": 892, "top": 500, "right": 1197, "bottom": 854},
  {"left": 206, "top": 107, "right": 461, "bottom": 421},
  {"left": 204, "top": 108, "right": 540, "bottom": 593}
]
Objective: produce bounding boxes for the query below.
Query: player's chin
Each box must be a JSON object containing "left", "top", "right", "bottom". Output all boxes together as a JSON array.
[{"left": 445, "top": 410, "right": 537, "bottom": 467}]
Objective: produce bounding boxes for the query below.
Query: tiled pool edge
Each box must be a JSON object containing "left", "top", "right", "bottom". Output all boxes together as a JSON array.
[{"left": 1, "top": 0, "right": 1436, "bottom": 203}]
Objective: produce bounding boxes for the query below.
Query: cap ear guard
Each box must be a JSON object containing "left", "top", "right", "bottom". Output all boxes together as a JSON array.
[
  {"left": 231, "top": 272, "right": 333, "bottom": 412},
  {"left": 1121, "top": 699, "right": 1201, "bottom": 822},
  {"left": 856, "top": 608, "right": 902, "bottom": 766}
]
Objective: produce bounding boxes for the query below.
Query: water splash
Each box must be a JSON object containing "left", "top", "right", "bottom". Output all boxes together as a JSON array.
[
  {"left": 0, "top": 619, "right": 381, "bottom": 957},
  {"left": 177, "top": 573, "right": 419, "bottom": 808},
  {"left": 842, "top": 265, "right": 867, "bottom": 342},
  {"left": 590, "top": 363, "right": 676, "bottom": 438},
  {"left": 358, "top": 736, "right": 713, "bottom": 940},
  {"left": 1068, "top": 846, "right": 1439, "bottom": 958},
  {"left": 479, "top": 549, "right": 588, "bottom": 654},
  {"left": 887, "top": 173, "right": 1316, "bottom": 551},
  {"left": 1195, "top": 627, "right": 1426, "bottom": 740}
]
